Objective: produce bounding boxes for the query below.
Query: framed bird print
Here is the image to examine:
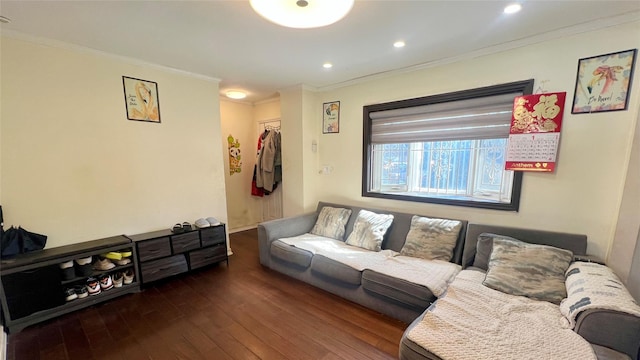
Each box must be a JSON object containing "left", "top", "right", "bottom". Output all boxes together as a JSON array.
[
  {"left": 571, "top": 49, "right": 636, "bottom": 114},
  {"left": 123, "top": 76, "right": 161, "bottom": 122},
  {"left": 323, "top": 101, "right": 340, "bottom": 134}
]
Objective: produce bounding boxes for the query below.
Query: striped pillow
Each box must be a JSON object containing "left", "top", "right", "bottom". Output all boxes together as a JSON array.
[
  {"left": 345, "top": 210, "right": 394, "bottom": 251},
  {"left": 310, "top": 206, "right": 352, "bottom": 240},
  {"left": 483, "top": 238, "right": 573, "bottom": 304}
]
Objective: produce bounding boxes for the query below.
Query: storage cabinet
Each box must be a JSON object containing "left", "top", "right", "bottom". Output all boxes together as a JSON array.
[
  {"left": 128, "top": 224, "right": 228, "bottom": 285},
  {"left": 0, "top": 235, "right": 140, "bottom": 333}
]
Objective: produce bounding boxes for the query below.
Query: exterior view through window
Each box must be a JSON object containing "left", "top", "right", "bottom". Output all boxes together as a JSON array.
[{"left": 362, "top": 80, "right": 534, "bottom": 211}]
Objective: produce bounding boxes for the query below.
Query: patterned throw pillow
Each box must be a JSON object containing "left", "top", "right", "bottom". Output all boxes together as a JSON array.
[
  {"left": 345, "top": 210, "right": 394, "bottom": 251},
  {"left": 400, "top": 216, "right": 462, "bottom": 261},
  {"left": 483, "top": 238, "right": 573, "bottom": 304},
  {"left": 309, "top": 206, "right": 352, "bottom": 240},
  {"left": 473, "top": 233, "right": 521, "bottom": 271}
]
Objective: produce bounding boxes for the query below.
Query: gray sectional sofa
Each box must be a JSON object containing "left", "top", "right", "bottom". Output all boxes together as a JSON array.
[
  {"left": 258, "top": 201, "right": 467, "bottom": 323},
  {"left": 258, "top": 202, "right": 640, "bottom": 360}
]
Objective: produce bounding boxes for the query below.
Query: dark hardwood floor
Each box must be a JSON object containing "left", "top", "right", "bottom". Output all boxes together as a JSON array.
[{"left": 6, "top": 229, "right": 407, "bottom": 360}]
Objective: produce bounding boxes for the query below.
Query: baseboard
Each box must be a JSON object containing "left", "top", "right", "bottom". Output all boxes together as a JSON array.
[{"left": 1, "top": 326, "right": 6, "bottom": 360}]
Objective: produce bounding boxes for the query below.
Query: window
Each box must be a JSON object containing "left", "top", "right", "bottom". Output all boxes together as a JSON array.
[{"left": 362, "top": 80, "right": 534, "bottom": 211}]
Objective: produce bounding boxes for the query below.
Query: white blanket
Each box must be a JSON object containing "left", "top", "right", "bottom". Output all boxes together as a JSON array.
[
  {"left": 407, "top": 270, "right": 597, "bottom": 360},
  {"left": 561, "top": 261, "right": 640, "bottom": 328},
  {"left": 278, "top": 233, "right": 460, "bottom": 297}
]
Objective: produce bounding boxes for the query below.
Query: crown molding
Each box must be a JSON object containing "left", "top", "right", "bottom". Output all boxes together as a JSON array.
[{"left": 1, "top": 29, "right": 221, "bottom": 83}]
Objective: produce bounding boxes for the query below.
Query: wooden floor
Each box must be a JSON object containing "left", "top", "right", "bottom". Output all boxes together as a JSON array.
[{"left": 6, "top": 229, "right": 407, "bottom": 360}]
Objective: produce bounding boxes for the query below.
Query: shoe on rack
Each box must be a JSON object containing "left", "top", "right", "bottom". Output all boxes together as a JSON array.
[
  {"left": 102, "top": 252, "right": 122, "bottom": 261},
  {"left": 75, "top": 256, "right": 94, "bottom": 277},
  {"left": 119, "top": 250, "right": 132, "bottom": 258},
  {"left": 64, "top": 288, "right": 78, "bottom": 302},
  {"left": 59, "top": 260, "right": 75, "bottom": 280},
  {"left": 112, "top": 272, "right": 124, "bottom": 288},
  {"left": 206, "top": 217, "right": 221, "bottom": 226},
  {"left": 172, "top": 223, "right": 184, "bottom": 234},
  {"left": 94, "top": 258, "right": 115, "bottom": 271},
  {"left": 195, "top": 218, "right": 210, "bottom": 229},
  {"left": 114, "top": 258, "right": 131, "bottom": 266},
  {"left": 182, "top": 222, "right": 192, "bottom": 231},
  {"left": 74, "top": 285, "right": 89, "bottom": 299},
  {"left": 86, "top": 278, "right": 101, "bottom": 296},
  {"left": 98, "top": 274, "right": 113, "bottom": 291},
  {"left": 123, "top": 269, "right": 135, "bottom": 285}
]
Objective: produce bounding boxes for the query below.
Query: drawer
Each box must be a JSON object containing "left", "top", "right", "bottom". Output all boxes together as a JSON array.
[
  {"left": 200, "top": 226, "right": 226, "bottom": 247},
  {"left": 171, "top": 232, "right": 200, "bottom": 253},
  {"left": 188, "top": 245, "right": 227, "bottom": 270},
  {"left": 140, "top": 255, "right": 188, "bottom": 283},
  {"left": 137, "top": 237, "right": 171, "bottom": 262}
]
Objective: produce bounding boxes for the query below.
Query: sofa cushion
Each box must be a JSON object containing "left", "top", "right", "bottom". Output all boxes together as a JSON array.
[
  {"left": 483, "top": 238, "right": 573, "bottom": 304},
  {"left": 400, "top": 216, "right": 462, "bottom": 261},
  {"left": 473, "top": 233, "right": 521, "bottom": 271},
  {"left": 362, "top": 269, "right": 435, "bottom": 310},
  {"left": 310, "top": 206, "right": 352, "bottom": 240},
  {"left": 310, "top": 254, "right": 362, "bottom": 286},
  {"left": 345, "top": 210, "right": 394, "bottom": 251},
  {"left": 270, "top": 240, "right": 313, "bottom": 269}
]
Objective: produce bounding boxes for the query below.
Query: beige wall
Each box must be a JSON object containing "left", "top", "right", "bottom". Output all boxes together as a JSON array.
[
  {"left": 1, "top": 36, "right": 228, "bottom": 248},
  {"left": 282, "top": 21, "right": 640, "bottom": 262},
  {"left": 220, "top": 99, "right": 262, "bottom": 231}
]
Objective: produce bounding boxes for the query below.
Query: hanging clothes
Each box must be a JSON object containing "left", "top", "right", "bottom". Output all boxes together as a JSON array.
[{"left": 253, "top": 128, "right": 282, "bottom": 195}]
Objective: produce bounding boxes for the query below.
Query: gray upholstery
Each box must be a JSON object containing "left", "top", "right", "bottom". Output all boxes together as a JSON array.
[
  {"left": 310, "top": 255, "right": 362, "bottom": 286},
  {"left": 362, "top": 269, "right": 434, "bottom": 310},
  {"left": 270, "top": 240, "right": 313, "bottom": 269}
]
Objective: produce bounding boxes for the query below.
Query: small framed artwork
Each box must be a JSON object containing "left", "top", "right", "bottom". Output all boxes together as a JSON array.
[
  {"left": 323, "top": 101, "right": 340, "bottom": 134},
  {"left": 122, "top": 76, "right": 161, "bottom": 122},
  {"left": 571, "top": 49, "right": 637, "bottom": 114}
]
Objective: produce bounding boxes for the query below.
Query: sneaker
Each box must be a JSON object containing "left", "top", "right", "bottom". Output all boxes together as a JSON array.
[
  {"left": 123, "top": 269, "right": 135, "bottom": 285},
  {"left": 99, "top": 274, "right": 113, "bottom": 291},
  {"left": 74, "top": 285, "right": 89, "bottom": 299},
  {"left": 59, "top": 260, "right": 75, "bottom": 280},
  {"left": 86, "top": 278, "right": 101, "bottom": 296},
  {"left": 119, "top": 250, "right": 132, "bottom": 258},
  {"left": 75, "top": 256, "right": 94, "bottom": 277},
  {"left": 93, "top": 258, "right": 115, "bottom": 271},
  {"left": 64, "top": 288, "right": 78, "bottom": 302},
  {"left": 112, "top": 272, "right": 124, "bottom": 288},
  {"left": 195, "top": 218, "right": 210, "bottom": 228},
  {"left": 114, "top": 258, "right": 131, "bottom": 266},
  {"left": 206, "top": 217, "right": 221, "bottom": 226},
  {"left": 102, "top": 252, "right": 122, "bottom": 260}
]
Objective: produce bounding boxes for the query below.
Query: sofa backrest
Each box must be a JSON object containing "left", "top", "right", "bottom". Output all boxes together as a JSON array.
[
  {"left": 316, "top": 201, "right": 468, "bottom": 264},
  {"left": 462, "top": 223, "right": 588, "bottom": 268}
]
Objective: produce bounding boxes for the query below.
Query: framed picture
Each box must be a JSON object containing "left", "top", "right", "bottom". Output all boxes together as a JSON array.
[
  {"left": 571, "top": 49, "right": 637, "bottom": 114},
  {"left": 122, "top": 76, "right": 161, "bottom": 122},
  {"left": 323, "top": 101, "right": 340, "bottom": 134}
]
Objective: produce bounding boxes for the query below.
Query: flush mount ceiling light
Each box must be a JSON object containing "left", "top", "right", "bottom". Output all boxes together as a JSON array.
[
  {"left": 393, "top": 41, "right": 406, "bottom": 48},
  {"left": 226, "top": 91, "right": 247, "bottom": 100},
  {"left": 504, "top": 3, "right": 522, "bottom": 14},
  {"left": 250, "top": 0, "right": 354, "bottom": 29}
]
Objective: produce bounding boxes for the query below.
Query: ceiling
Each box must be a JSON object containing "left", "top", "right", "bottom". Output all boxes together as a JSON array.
[{"left": 1, "top": 1, "right": 639, "bottom": 103}]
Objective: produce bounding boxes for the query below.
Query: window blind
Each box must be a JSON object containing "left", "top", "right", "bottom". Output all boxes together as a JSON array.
[{"left": 370, "top": 92, "right": 521, "bottom": 144}]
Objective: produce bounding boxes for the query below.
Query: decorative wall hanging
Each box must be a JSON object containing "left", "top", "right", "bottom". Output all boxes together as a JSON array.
[
  {"left": 505, "top": 92, "right": 567, "bottom": 172},
  {"left": 571, "top": 49, "right": 637, "bottom": 114},
  {"left": 122, "top": 76, "right": 161, "bottom": 122},
  {"left": 323, "top": 101, "right": 340, "bottom": 134},
  {"left": 228, "top": 135, "right": 242, "bottom": 175}
]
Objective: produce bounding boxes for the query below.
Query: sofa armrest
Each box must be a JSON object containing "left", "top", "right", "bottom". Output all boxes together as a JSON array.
[
  {"left": 574, "top": 309, "right": 640, "bottom": 360},
  {"left": 257, "top": 213, "right": 318, "bottom": 267}
]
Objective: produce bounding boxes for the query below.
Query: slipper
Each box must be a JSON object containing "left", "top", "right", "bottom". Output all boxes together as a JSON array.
[
  {"left": 206, "top": 217, "right": 221, "bottom": 226},
  {"left": 195, "top": 218, "right": 210, "bottom": 228},
  {"left": 182, "top": 222, "right": 192, "bottom": 231},
  {"left": 172, "top": 223, "right": 184, "bottom": 233}
]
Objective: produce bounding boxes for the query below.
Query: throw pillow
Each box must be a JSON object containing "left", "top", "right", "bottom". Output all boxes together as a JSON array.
[
  {"left": 483, "top": 238, "right": 574, "bottom": 304},
  {"left": 309, "top": 206, "right": 352, "bottom": 240},
  {"left": 399, "top": 216, "right": 462, "bottom": 261},
  {"left": 345, "top": 210, "right": 394, "bottom": 251},
  {"left": 473, "top": 233, "right": 521, "bottom": 271}
]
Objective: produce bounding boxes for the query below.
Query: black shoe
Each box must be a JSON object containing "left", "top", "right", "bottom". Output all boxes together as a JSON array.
[
  {"left": 182, "top": 222, "right": 192, "bottom": 231},
  {"left": 74, "top": 285, "right": 89, "bottom": 299},
  {"left": 64, "top": 288, "right": 78, "bottom": 302},
  {"left": 171, "top": 223, "right": 183, "bottom": 233}
]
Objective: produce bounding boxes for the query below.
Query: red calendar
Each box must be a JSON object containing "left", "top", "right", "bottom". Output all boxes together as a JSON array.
[{"left": 505, "top": 92, "right": 567, "bottom": 172}]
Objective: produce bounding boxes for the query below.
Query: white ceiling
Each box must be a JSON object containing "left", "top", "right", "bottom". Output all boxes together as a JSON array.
[{"left": 1, "top": 1, "right": 639, "bottom": 103}]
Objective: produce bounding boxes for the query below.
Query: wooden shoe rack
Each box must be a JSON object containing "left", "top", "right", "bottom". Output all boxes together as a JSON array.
[{"left": 0, "top": 235, "right": 140, "bottom": 333}]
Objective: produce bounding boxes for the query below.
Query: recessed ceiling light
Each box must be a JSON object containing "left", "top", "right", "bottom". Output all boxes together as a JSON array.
[
  {"left": 394, "top": 41, "right": 405, "bottom": 48},
  {"left": 323, "top": 63, "right": 333, "bottom": 69},
  {"left": 504, "top": 3, "right": 522, "bottom": 14},
  {"left": 226, "top": 91, "right": 247, "bottom": 100}
]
